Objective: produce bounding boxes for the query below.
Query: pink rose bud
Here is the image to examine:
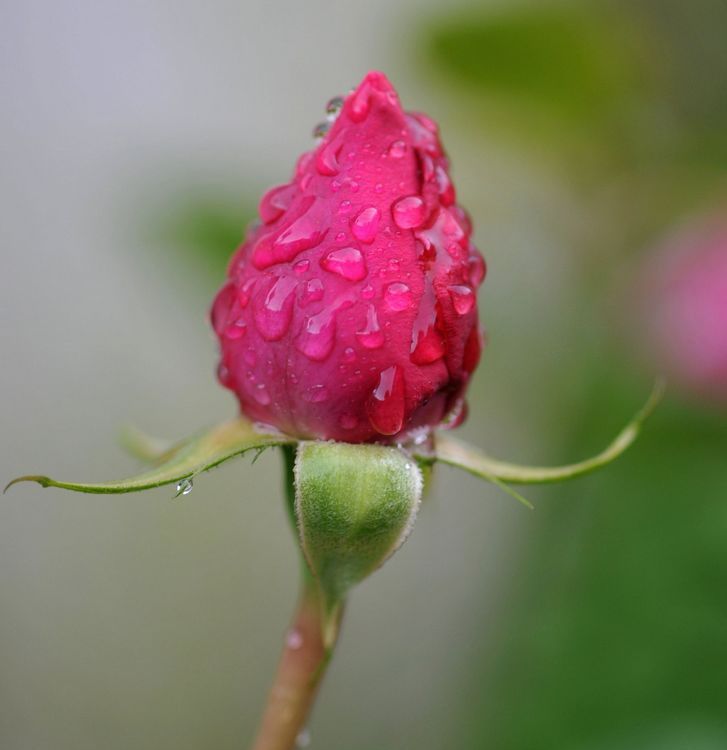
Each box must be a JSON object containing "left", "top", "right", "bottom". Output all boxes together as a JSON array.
[
  {"left": 211, "top": 71, "right": 485, "bottom": 442},
  {"left": 639, "top": 210, "right": 727, "bottom": 405}
]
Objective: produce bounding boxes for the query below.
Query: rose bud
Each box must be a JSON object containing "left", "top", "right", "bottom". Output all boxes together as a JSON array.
[{"left": 211, "top": 71, "right": 486, "bottom": 442}]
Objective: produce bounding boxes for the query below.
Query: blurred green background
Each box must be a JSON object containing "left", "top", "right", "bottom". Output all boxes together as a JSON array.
[{"left": 2, "top": 1, "right": 726, "bottom": 748}]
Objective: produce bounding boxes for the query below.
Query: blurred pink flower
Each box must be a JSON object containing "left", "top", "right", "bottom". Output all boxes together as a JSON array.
[{"left": 640, "top": 210, "right": 727, "bottom": 404}]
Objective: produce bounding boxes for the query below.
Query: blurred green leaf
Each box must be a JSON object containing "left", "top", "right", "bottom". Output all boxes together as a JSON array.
[
  {"left": 461, "top": 372, "right": 727, "bottom": 750},
  {"left": 425, "top": 4, "right": 652, "bottom": 126},
  {"left": 146, "top": 191, "right": 255, "bottom": 282}
]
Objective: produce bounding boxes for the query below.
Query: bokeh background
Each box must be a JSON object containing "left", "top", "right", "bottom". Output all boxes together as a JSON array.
[{"left": 2, "top": 1, "right": 726, "bottom": 748}]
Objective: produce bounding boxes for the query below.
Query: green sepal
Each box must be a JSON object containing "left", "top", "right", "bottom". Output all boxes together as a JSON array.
[
  {"left": 427, "top": 380, "right": 663, "bottom": 491},
  {"left": 294, "top": 441, "right": 423, "bottom": 647},
  {"left": 4, "top": 418, "right": 295, "bottom": 495}
]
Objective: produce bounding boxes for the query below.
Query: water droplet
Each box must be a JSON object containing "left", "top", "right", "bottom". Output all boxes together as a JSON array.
[
  {"left": 326, "top": 95, "right": 344, "bottom": 118},
  {"left": 435, "top": 165, "right": 455, "bottom": 206},
  {"left": 343, "top": 347, "right": 356, "bottom": 363},
  {"left": 384, "top": 282, "right": 414, "bottom": 312},
  {"left": 286, "top": 629, "right": 304, "bottom": 650},
  {"left": 356, "top": 304, "right": 385, "bottom": 349},
  {"left": 421, "top": 154, "right": 435, "bottom": 182},
  {"left": 321, "top": 246, "right": 367, "bottom": 281},
  {"left": 293, "top": 259, "right": 310, "bottom": 275},
  {"left": 175, "top": 478, "right": 193, "bottom": 497},
  {"left": 303, "top": 384, "right": 329, "bottom": 403},
  {"left": 388, "top": 140, "right": 407, "bottom": 158},
  {"left": 338, "top": 199, "right": 352, "bottom": 214},
  {"left": 410, "top": 278, "right": 445, "bottom": 364},
  {"left": 253, "top": 198, "right": 328, "bottom": 268},
  {"left": 441, "top": 398, "right": 468, "bottom": 430},
  {"left": 295, "top": 151, "right": 314, "bottom": 178},
  {"left": 253, "top": 383, "right": 271, "bottom": 405},
  {"left": 339, "top": 413, "right": 358, "bottom": 430},
  {"left": 300, "top": 278, "right": 324, "bottom": 306},
  {"left": 238, "top": 279, "right": 255, "bottom": 308},
  {"left": 211, "top": 282, "right": 235, "bottom": 335},
  {"left": 258, "top": 183, "right": 296, "bottom": 224},
  {"left": 312, "top": 121, "right": 329, "bottom": 140},
  {"left": 254, "top": 276, "right": 297, "bottom": 341},
  {"left": 273, "top": 209, "right": 328, "bottom": 257},
  {"left": 216, "top": 361, "right": 232, "bottom": 386},
  {"left": 468, "top": 251, "right": 487, "bottom": 287},
  {"left": 392, "top": 196, "right": 426, "bottom": 229},
  {"left": 361, "top": 284, "right": 375, "bottom": 300},
  {"left": 351, "top": 206, "right": 380, "bottom": 244},
  {"left": 448, "top": 284, "right": 475, "bottom": 315},
  {"left": 223, "top": 321, "right": 246, "bottom": 340},
  {"left": 335, "top": 231, "right": 346, "bottom": 243},
  {"left": 295, "top": 728, "right": 311, "bottom": 748},
  {"left": 316, "top": 133, "right": 343, "bottom": 176},
  {"left": 374, "top": 182, "right": 384, "bottom": 194},
  {"left": 367, "top": 365, "right": 405, "bottom": 436},
  {"left": 296, "top": 307, "right": 337, "bottom": 361}
]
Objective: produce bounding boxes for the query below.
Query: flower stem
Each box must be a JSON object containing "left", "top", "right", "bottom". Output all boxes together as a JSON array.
[
  {"left": 251, "top": 575, "right": 340, "bottom": 750},
  {"left": 250, "top": 445, "right": 342, "bottom": 750}
]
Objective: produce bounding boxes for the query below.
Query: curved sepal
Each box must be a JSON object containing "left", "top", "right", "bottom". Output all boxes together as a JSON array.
[
  {"left": 294, "top": 442, "right": 422, "bottom": 646},
  {"left": 5, "top": 418, "right": 295, "bottom": 495},
  {"left": 428, "top": 380, "right": 663, "bottom": 490}
]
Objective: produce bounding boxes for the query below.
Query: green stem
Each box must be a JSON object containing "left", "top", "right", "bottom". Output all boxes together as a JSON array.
[
  {"left": 249, "top": 446, "right": 343, "bottom": 750},
  {"left": 250, "top": 578, "right": 339, "bottom": 750}
]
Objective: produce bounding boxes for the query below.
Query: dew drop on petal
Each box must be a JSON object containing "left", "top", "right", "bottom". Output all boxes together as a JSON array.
[
  {"left": 409, "top": 278, "right": 445, "bottom": 364},
  {"left": 253, "top": 383, "right": 271, "bottom": 405},
  {"left": 388, "top": 140, "right": 407, "bottom": 158},
  {"left": 435, "top": 165, "right": 456, "bottom": 206},
  {"left": 338, "top": 199, "right": 353, "bottom": 215},
  {"left": 343, "top": 347, "right": 357, "bottom": 363},
  {"left": 384, "top": 282, "right": 414, "bottom": 312},
  {"left": 361, "top": 283, "right": 375, "bottom": 300},
  {"left": 296, "top": 308, "right": 337, "bottom": 361},
  {"left": 243, "top": 347, "right": 257, "bottom": 366},
  {"left": 326, "top": 95, "right": 344, "bottom": 118},
  {"left": 223, "top": 321, "right": 246, "bottom": 340},
  {"left": 392, "top": 196, "right": 427, "bottom": 229},
  {"left": 303, "top": 384, "right": 329, "bottom": 403},
  {"left": 210, "top": 283, "right": 235, "bottom": 336},
  {"left": 321, "top": 246, "right": 367, "bottom": 281},
  {"left": 448, "top": 284, "right": 475, "bottom": 315},
  {"left": 356, "top": 304, "right": 385, "bottom": 349},
  {"left": 468, "top": 251, "right": 487, "bottom": 287},
  {"left": 254, "top": 276, "right": 298, "bottom": 340},
  {"left": 312, "top": 121, "right": 329, "bottom": 140},
  {"left": 351, "top": 206, "right": 381, "bottom": 244},
  {"left": 293, "top": 259, "right": 310, "bottom": 275},
  {"left": 367, "top": 365, "right": 405, "bottom": 436},
  {"left": 238, "top": 279, "right": 256, "bottom": 308},
  {"left": 339, "top": 413, "right": 358, "bottom": 430},
  {"left": 300, "top": 278, "right": 325, "bottom": 306},
  {"left": 258, "top": 183, "right": 296, "bottom": 224}
]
